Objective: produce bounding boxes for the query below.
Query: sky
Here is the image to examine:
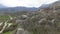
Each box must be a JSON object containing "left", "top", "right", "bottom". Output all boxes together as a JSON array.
[{"left": 0, "top": 0, "right": 58, "bottom": 7}]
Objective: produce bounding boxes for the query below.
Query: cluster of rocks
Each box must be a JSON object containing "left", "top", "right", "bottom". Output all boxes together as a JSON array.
[
  {"left": 16, "top": 1, "right": 60, "bottom": 34},
  {"left": 0, "top": 1, "right": 60, "bottom": 34}
]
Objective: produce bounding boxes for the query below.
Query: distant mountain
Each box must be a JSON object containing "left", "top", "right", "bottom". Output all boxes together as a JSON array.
[
  {"left": 0, "top": 6, "right": 38, "bottom": 13},
  {"left": 36, "top": 4, "right": 52, "bottom": 11},
  {"left": 0, "top": 4, "right": 52, "bottom": 13},
  {"left": 0, "top": 4, "right": 7, "bottom": 8},
  {"left": 38, "top": 0, "right": 60, "bottom": 9},
  {"left": 38, "top": 4, "right": 51, "bottom": 9},
  {"left": 49, "top": 0, "right": 60, "bottom": 9}
]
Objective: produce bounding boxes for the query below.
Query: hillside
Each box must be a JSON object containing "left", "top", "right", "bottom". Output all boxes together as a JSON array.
[{"left": 0, "top": 1, "right": 60, "bottom": 34}]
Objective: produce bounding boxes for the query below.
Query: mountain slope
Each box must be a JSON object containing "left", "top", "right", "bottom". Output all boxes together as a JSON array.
[{"left": 0, "top": 4, "right": 7, "bottom": 8}]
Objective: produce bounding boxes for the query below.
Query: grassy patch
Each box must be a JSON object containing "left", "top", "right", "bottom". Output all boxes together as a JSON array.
[{"left": 3, "top": 31, "right": 11, "bottom": 34}]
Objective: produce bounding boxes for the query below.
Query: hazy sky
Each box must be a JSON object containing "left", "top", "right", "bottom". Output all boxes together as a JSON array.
[{"left": 0, "top": 0, "right": 58, "bottom": 7}]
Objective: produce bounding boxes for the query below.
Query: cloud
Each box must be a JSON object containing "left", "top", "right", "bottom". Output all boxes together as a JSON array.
[
  {"left": 1, "top": 0, "right": 41, "bottom": 7},
  {"left": 0, "top": 0, "right": 2, "bottom": 3},
  {"left": 0, "top": 0, "right": 58, "bottom": 7}
]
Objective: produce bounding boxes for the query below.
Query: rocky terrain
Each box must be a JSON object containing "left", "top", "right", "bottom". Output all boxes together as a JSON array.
[{"left": 0, "top": 1, "right": 60, "bottom": 34}]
